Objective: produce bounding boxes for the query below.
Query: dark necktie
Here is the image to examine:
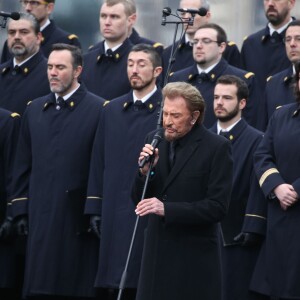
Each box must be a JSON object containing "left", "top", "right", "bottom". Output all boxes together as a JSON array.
[
  {"left": 106, "top": 48, "right": 113, "bottom": 58},
  {"left": 198, "top": 72, "right": 209, "bottom": 83},
  {"left": 133, "top": 100, "right": 144, "bottom": 111},
  {"left": 12, "top": 65, "right": 20, "bottom": 76},
  {"left": 219, "top": 130, "right": 229, "bottom": 139},
  {"left": 56, "top": 96, "right": 65, "bottom": 110},
  {"left": 169, "top": 141, "right": 178, "bottom": 168},
  {"left": 270, "top": 31, "right": 280, "bottom": 43}
]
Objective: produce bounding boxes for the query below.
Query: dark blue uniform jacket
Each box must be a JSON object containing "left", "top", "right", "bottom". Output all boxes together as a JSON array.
[
  {"left": 168, "top": 58, "right": 262, "bottom": 129},
  {"left": 1, "top": 20, "right": 81, "bottom": 63},
  {"left": 81, "top": 39, "right": 133, "bottom": 100},
  {"left": 0, "top": 50, "right": 50, "bottom": 115},
  {"left": 251, "top": 103, "right": 300, "bottom": 298},
  {"left": 10, "top": 84, "right": 104, "bottom": 298},
  {"left": 85, "top": 88, "right": 162, "bottom": 288}
]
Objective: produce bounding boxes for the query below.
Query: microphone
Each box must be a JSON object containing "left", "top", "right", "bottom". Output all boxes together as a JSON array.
[
  {"left": 0, "top": 11, "right": 21, "bottom": 20},
  {"left": 177, "top": 7, "right": 208, "bottom": 17},
  {"left": 161, "top": 7, "right": 171, "bottom": 26},
  {"left": 138, "top": 128, "right": 164, "bottom": 168}
]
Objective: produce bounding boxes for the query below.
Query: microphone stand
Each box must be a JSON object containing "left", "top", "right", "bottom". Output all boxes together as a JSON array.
[
  {"left": 158, "top": 14, "right": 193, "bottom": 128},
  {"left": 117, "top": 11, "right": 195, "bottom": 300},
  {"left": 117, "top": 157, "right": 155, "bottom": 300}
]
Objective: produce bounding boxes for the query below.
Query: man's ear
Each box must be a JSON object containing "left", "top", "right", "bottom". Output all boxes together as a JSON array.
[
  {"left": 191, "top": 110, "right": 200, "bottom": 124},
  {"left": 153, "top": 66, "right": 163, "bottom": 78},
  {"left": 74, "top": 65, "right": 83, "bottom": 79},
  {"left": 239, "top": 98, "right": 246, "bottom": 110},
  {"left": 46, "top": 2, "right": 55, "bottom": 16}
]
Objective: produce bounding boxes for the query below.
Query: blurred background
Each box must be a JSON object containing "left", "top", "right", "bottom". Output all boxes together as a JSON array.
[{"left": 1, "top": 0, "right": 300, "bottom": 54}]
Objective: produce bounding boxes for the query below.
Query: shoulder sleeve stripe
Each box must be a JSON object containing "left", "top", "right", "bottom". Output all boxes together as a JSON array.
[
  {"left": 245, "top": 214, "right": 267, "bottom": 220},
  {"left": 11, "top": 197, "right": 28, "bottom": 203},
  {"left": 259, "top": 168, "right": 279, "bottom": 187}
]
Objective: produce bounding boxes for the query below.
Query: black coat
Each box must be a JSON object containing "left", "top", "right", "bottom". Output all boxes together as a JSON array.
[
  {"left": 0, "top": 51, "right": 50, "bottom": 115},
  {"left": 85, "top": 89, "right": 162, "bottom": 288},
  {"left": 132, "top": 124, "right": 233, "bottom": 300},
  {"left": 252, "top": 103, "right": 300, "bottom": 298},
  {"left": 10, "top": 85, "right": 104, "bottom": 297},
  {"left": 0, "top": 109, "right": 20, "bottom": 288}
]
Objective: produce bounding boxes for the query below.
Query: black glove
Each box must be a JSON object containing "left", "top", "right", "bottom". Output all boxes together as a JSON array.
[
  {"left": 234, "top": 232, "right": 263, "bottom": 247},
  {"left": 88, "top": 215, "right": 101, "bottom": 239},
  {"left": 14, "top": 216, "right": 29, "bottom": 236},
  {"left": 0, "top": 217, "right": 13, "bottom": 240}
]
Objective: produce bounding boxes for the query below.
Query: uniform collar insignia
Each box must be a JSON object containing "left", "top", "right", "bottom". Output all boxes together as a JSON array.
[{"left": 292, "top": 104, "right": 300, "bottom": 117}]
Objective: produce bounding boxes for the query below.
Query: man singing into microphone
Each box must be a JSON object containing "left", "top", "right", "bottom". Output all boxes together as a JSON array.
[{"left": 132, "top": 81, "right": 233, "bottom": 300}]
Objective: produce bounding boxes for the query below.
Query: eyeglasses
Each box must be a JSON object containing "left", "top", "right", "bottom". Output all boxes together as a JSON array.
[
  {"left": 20, "top": 0, "right": 48, "bottom": 7},
  {"left": 283, "top": 36, "right": 300, "bottom": 44},
  {"left": 191, "top": 38, "right": 220, "bottom": 46}
]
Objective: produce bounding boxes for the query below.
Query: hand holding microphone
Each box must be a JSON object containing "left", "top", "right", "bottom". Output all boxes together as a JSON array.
[{"left": 138, "top": 129, "right": 164, "bottom": 175}]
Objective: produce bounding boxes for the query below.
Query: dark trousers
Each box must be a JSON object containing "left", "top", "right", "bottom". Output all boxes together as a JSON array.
[
  {"left": 0, "top": 288, "right": 22, "bottom": 300},
  {"left": 96, "top": 288, "right": 136, "bottom": 300},
  {"left": 27, "top": 296, "right": 95, "bottom": 300}
]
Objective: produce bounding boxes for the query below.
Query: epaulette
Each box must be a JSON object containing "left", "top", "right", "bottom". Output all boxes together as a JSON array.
[
  {"left": 103, "top": 100, "right": 110, "bottom": 107},
  {"left": 243, "top": 36, "right": 248, "bottom": 41},
  {"left": 153, "top": 42, "right": 164, "bottom": 49},
  {"left": 227, "top": 41, "right": 236, "bottom": 46},
  {"left": 275, "top": 105, "right": 282, "bottom": 110},
  {"left": 10, "top": 112, "right": 20, "bottom": 118},
  {"left": 244, "top": 72, "right": 254, "bottom": 79},
  {"left": 88, "top": 44, "right": 94, "bottom": 50},
  {"left": 267, "top": 76, "right": 272, "bottom": 82},
  {"left": 27, "top": 101, "right": 32, "bottom": 106},
  {"left": 169, "top": 72, "right": 174, "bottom": 77},
  {"left": 68, "top": 34, "right": 78, "bottom": 40}
]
